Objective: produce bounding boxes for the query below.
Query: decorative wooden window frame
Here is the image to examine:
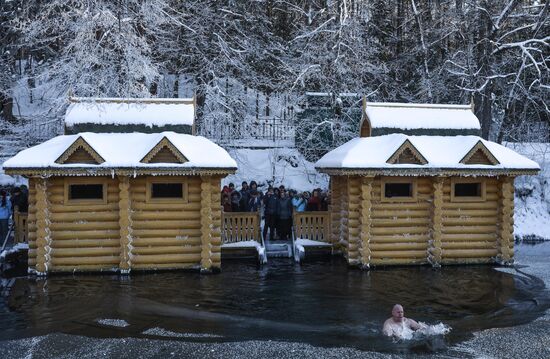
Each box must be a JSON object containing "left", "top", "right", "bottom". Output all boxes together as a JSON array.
[
  {"left": 140, "top": 137, "right": 188, "bottom": 164},
  {"left": 386, "top": 139, "right": 428, "bottom": 165},
  {"left": 64, "top": 177, "right": 108, "bottom": 205},
  {"left": 55, "top": 136, "right": 105, "bottom": 164},
  {"left": 460, "top": 141, "right": 500, "bottom": 165},
  {"left": 450, "top": 177, "right": 486, "bottom": 202},
  {"left": 145, "top": 177, "right": 188, "bottom": 203},
  {"left": 380, "top": 177, "right": 418, "bottom": 202}
]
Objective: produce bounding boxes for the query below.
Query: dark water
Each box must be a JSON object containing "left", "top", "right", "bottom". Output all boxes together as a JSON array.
[{"left": 1, "top": 244, "right": 549, "bottom": 354}]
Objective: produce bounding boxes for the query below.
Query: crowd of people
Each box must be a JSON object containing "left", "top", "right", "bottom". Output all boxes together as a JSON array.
[
  {"left": 221, "top": 181, "right": 330, "bottom": 241},
  {"left": 0, "top": 185, "right": 29, "bottom": 243}
]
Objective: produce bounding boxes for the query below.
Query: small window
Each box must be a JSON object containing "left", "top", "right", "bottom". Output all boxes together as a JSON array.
[
  {"left": 151, "top": 183, "right": 184, "bottom": 199},
  {"left": 381, "top": 178, "right": 417, "bottom": 202},
  {"left": 69, "top": 184, "right": 104, "bottom": 200},
  {"left": 64, "top": 179, "right": 107, "bottom": 204},
  {"left": 454, "top": 182, "right": 481, "bottom": 197},
  {"left": 146, "top": 178, "right": 188, "bottom": 203},
  {"left": 385, "top": 183, "right": 413, "bottom": 198},
  {"left": 451, "top": 178, "right": 486, "bottom": 202}
]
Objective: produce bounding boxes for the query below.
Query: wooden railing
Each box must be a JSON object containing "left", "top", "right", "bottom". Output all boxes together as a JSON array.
[
  {"left": 293, "top": 211, "right": 331, "bottom": 243},
  {"left": 221, "top": 211, "right": 262, "bottom": 244},
  {"left": 13, "top": 210, "right": 28, "bottom": 244}
]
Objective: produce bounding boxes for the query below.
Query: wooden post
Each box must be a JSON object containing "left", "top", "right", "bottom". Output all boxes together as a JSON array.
[
  {"left": 330, "top": 177, "right": 341, "bottom": 249},
  {"left": 210, "top": 176, "right": 222, "bottom": 269},
  {"left": 338, "top": 176, "right": 350, "bottom": 259},
  {"left": 35, "top": 178, "right": 50, "bottom": 275},
  {"left": 429, "top": 177, "right": 444, "bottom": 267},
  {"left": 359, "top": 176, "right": 373, "bottom": 268},
  {"left": 497, "top": 177, "right": 514, "bottom": 264},
  {"left": 118, "top": 176, "right": 132, "bottom": 273},
  {"left": 347, "top": 177, "right": 361, "bottom": 265},
  {"left": 200, "top": 175, "right": 213, "bottom": 272}
]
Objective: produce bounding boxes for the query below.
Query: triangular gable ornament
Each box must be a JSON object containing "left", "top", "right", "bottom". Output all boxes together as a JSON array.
[
  {"left": 386, "top": 139, "right": 428, "bottom": 165},
  {"left": 460, "top": 140, "right": 500, "bottom": 165},
  {"left": 141, "top": 137, "right": 188, "bottom": 164},
  {"left": 55, "top": 136, "right": 105, "bottom": 164}
]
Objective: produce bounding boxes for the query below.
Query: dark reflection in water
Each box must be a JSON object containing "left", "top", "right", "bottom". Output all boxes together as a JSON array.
[{"left": 1, "top": 254, "right": 549, "bottom": 353}]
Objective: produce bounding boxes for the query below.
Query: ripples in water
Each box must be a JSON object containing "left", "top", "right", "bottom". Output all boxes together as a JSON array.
[{"left": 1, "top": 251, "right": 549, "bottom": 353}]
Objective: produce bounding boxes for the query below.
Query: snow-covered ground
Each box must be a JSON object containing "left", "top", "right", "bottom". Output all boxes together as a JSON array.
[{"left": 507, "top": 142, "right": 550, "bottom": 240}]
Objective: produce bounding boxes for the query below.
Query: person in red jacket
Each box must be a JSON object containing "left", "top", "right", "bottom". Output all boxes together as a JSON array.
[{"left": 306, "top": 189, "right": 321, "bottom": 211}]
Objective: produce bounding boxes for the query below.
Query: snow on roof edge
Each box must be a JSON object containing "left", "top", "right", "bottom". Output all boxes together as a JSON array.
[
  {"left": 315, "top": 134, "right": 540, "bottom": 172},
  {"left": 69, "top": 97, "right": 194, "bottom": 104},
  {"left": 365, "top": 102, "right": 472, "bottom": 109}
]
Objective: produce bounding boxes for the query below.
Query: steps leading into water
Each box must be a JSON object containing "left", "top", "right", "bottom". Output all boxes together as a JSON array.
[{"left": 265, "top": 240, "right": 292, "bottom": 258}]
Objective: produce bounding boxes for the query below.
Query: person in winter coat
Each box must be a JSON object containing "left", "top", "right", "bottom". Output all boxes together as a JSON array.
[
  {"left": 239, "top": 181, "right": 250, "bottom": 211},
  {"left": 291, "top": 191, "right": 306, "bottom": 212},
  {"left": 222, "top": 185, "right": 232, "bottom": 195},
  {"left": 0, "top": 190, "right": 12, "bottom": 243},
  {"left": 230, "top": 191, "right": 242, "bottom": 212},
  {"left": 277, "top": 189, "right": 293, "bottom": 241},
  {"left": 249, "top": 181, "right": 261, "bottom": 196},
  {"left": 306, "top": 189, "right": 322, "bottom": 211},
  {"left": 248, "top": 190, "right": 262, "bottom": 212},
  {"left": 222, "top": 193, "right": 232, "bottom": 212},
  {"left": 11, "top": 187, "right": 28, "bottom": 213},
  {"left": 262, "top": 187, "right": 278, "bottom": 241},
  {"left": 321, "top": 190, "right": 330, "bottom": 211}
]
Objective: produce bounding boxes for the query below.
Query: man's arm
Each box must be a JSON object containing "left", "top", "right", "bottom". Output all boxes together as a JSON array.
[
  {"left": 406, "top": 318, "right": 424, "bottom": 330},
  {"left": 382, "top": 320, "right": 394, "bottom": 336}
]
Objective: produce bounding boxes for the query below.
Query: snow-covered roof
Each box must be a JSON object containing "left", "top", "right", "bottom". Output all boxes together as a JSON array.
[
  {"left": 65, "top": 97, "right": 194, "bottom": 128},
  {"left": 364, "top": 102, "right": 481, "bottom": 130},
  {"left": 315, "top": 134, "right": 539, "bottom": 175},
  {"left": 3, "top": 132, "right": 237, "bottom": 176}
]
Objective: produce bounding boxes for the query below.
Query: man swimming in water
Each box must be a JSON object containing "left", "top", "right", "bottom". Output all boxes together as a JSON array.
[{"left": 382, "top": 304, "right": 424, "bottom": 338}]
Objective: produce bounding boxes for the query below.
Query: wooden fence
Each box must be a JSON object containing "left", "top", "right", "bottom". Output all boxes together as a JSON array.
[
  {"left": 293, "top": 211, "right": 331, "bottom": 243},
  {"left": 13, "top": 210, "right": 28, "bottom": 244},
  {"left": 221, "top": 211, "right": 262, "bottom": 244}
]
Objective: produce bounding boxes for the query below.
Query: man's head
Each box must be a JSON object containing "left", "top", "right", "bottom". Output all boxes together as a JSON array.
[
  {"left": 229, "top": 183, "right": 235, "bottom": 191},
  {"left": 242, "top": 181, "right": 248, "bottom": 190},
  {"left": 391, "top": 304, "right": 404, "bottom": 322}
]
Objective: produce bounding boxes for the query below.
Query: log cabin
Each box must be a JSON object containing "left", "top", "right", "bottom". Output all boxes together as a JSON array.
[
  {"left": 3, "top": 132, "right": 237, "bottom": 274},
  {"left": 315, "top": 102, "right": 539, "bottom": 267}
]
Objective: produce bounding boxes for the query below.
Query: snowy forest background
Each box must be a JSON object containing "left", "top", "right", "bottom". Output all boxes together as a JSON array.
[
  {"left": 0, "top": 0, "right": 548, "bottom": 238},
  {"left": 0, "top": 0, "right": 548, "bottom": 143}
]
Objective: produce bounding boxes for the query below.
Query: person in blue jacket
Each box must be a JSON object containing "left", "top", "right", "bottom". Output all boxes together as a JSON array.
[
  {"left": 0, "top": 190, "right": 12, "bottom": 243},
  {"left": 291, "top": 190, "right": 306, "bottom": 212}
]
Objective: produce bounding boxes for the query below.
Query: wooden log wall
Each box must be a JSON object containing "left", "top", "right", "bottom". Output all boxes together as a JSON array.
[
  {"left": 118, "top": 176, "right": 132, "bottom": 272},
  {"left": 25, "top": 174, "right": 225, "bottom": 274},
  {"left": 339, "top": 177, "right": 350, "bottom": 258},
  {"left": 27, "top": 178, "right": 37, "bottom": 271},
  {"left": 347, "top": 177, "right": 362, "bottom": 265},
  {"left": 359, "top": 177, "right": 373, "bottom": 267},
  {"left": 336, "top": 175, "right": 510, "bottom": 267},
  {"left": 130, "top": 176, "right": 202, "bottom": 270},
  {"left": 368, "top": 177, "right": 431, "bottom": 266},
  {"left": 200, "top": 175, "right": 213, "bottom": 272},
  {"left": 210, "top": 176, "right": 222, "bottom": 268},
  {"left": 440, "top": 177, "right": 500, "bottom": 264},
  {"left": 330, "top": 177, "right": 342, "bottom": 250},
  {"left": 47, "top": 177, "right": 120, "bottom": 272},
  {"left": 34, "top": 178, "right": 50, "bottom": 274},
  {"left": 497, "top": 177, "right": 514, "bottom": 264},
  {"left": 429, "top": 178, "right": 444, "bottom": 266}
]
